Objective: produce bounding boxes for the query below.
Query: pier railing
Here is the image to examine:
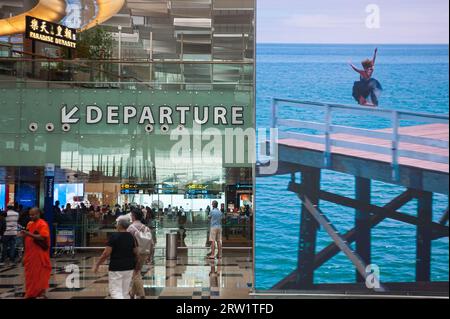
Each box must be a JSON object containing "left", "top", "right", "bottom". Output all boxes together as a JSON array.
[{"left": 272, "top": 98, "right": 449, "bottom": 180}]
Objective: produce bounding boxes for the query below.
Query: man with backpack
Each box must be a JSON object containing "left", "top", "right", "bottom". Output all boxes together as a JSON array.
[{"left": 127, "top": 208, "right": 153, "bottom": 299}]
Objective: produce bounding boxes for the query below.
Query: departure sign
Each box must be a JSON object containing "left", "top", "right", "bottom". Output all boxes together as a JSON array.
[{"left": 25, "top": 16, "right": 77, "bottom": 49}]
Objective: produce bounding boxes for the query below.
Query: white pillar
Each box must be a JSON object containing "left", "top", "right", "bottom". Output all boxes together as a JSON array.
[
  {"left": 149, "top": 31, "right": 153, "bottom": 83},
  {"left": 118, "top": 25, "right": 122, "bottom": 82}
]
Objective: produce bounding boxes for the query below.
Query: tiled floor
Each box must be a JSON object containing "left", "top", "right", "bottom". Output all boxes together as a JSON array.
[{"left": 0, "top": 251, "right": 253, "bottom": 299}]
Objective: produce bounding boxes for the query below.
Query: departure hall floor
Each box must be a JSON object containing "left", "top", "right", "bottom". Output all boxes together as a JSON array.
[{"left": 0, "top": 251, "right": 253, "bottom": 299}]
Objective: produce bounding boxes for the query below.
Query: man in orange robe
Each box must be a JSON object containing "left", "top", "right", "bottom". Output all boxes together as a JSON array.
[{"left": 20, "top": 208, "right": 52, "bottom": 299}]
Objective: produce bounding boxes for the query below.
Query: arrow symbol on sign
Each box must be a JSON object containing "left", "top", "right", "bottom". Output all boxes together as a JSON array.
[{"left": 61, "top": 105, "right": 80, "bottom": 124}]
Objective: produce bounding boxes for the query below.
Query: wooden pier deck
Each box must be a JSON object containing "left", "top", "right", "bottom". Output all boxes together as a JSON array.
[
  {"left": 261, "top": 99, "right": 449, "bottom": 195},
  {"left": 275, "top": 123, "right": 448, "bottom": 195},
  {"left": 279, "top": 123, "right": 448, "bottom": 174},
  {"left": 259, "top": 99, "right": 449, "bottom": 295}
]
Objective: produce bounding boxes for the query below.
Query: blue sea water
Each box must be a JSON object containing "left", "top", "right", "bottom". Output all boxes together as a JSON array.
[{"left": 255, "top": 44, "right": 449, "bottom": 290}]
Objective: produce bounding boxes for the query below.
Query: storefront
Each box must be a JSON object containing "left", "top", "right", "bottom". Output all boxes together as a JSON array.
[{"left": 226, "top": 184, "right": 253, "bottom": 213}]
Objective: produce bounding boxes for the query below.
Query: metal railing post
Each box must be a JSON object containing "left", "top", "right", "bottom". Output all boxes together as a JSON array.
[
  {"left": 271, "top": 99, "right": 278, "bottom": 129},
  {"left": 268, "top": 99, "right": 278, "bottom": 160},
  {"left": 391, "top": 111, "right": 400, "bottom": 181},
  {"left": 324, "top": 105, "right": 332, "bottom": 168}
]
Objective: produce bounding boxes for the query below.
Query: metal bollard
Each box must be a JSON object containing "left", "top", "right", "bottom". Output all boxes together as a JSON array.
[{"left": 165, "top": 232, "right": 177, "bottom": 260}]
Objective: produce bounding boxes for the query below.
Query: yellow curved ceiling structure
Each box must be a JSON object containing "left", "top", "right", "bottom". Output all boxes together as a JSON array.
[
  {"left": 0, "top": 0, "right": 66, "bottom": 36},
  {"left": 0, "top": 0, "right": 125, "bottom": 36}
]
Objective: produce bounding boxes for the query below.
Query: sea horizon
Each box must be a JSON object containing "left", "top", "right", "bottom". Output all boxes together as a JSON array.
[{"left": 256, "top": 42, "right": 450, "bottom": 46}]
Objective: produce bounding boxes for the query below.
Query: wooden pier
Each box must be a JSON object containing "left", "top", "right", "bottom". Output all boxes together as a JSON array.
[{"left": 258, "top": 99, "right": 449, "bottom": 295}]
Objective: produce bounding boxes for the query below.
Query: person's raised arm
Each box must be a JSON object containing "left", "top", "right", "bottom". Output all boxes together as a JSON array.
[
  {"left": 372, "top": 48, "right": 378, "bottom": 65},
  {"left": 349, "top": 62, "right": 365, "bottom": 76}
]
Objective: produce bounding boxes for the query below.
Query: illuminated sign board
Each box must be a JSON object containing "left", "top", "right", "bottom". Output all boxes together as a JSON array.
[
  {"left": 185, "top": 183, "right": 220, "bottom": 198},
  {"left": 187, "top": 184, "right": 208, "bottom": 191},
  {"left": 25, "top": 16, "right": 77, "bottom": 49},
  {"left": 160, "top": 184, "right": 178, "bottom": 195},
  {"left": 185, "top": 191, "right": 221, "bottom": 199},
  {"left": 186, "top": 189, "right": 208, "bottom": 195},
  {"left": 120, "top": 183, "right": 155, "bottom": 195}
]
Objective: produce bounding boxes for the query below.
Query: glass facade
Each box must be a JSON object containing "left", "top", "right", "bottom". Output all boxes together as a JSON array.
[{"left": 0, "top": 0, "right": 255, "bottom": 250}]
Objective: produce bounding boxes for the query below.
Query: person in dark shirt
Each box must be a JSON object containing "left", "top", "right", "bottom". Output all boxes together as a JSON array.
[
  {"left": 0, "top": 212, "right": 5, "bottom": 238},
  {"left": 53, "top": 201, "right": 62, "bottom": 215},
  {"left": 0, "top": 212, "right": 5, "bottom": 262},
  {"left": 63, "top": 203, "right": 74, "bottom": 224},
  {"left": 113, "top": 204, "right": 121, "bottom": 217},
  {"left": 94, "top": 218, "right": 138, "bottom": 299},
  {"left": 18, "top": 209, "right": 31, "bottom": 228},
  {"left": 79, "top": 203, "right": 88, "bottom": 215},
  {"left": 16, "top": 208, "right": 31, "bottom": 261},
  {"left": 103, "top": 210, "right": 117, "bottom": 226}
]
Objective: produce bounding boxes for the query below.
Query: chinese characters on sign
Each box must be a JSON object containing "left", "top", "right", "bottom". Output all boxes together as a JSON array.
[{"left": 25, "top": 16, "right": 77, "bottom": 49}]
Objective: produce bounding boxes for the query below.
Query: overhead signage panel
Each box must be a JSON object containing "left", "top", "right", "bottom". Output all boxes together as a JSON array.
[{"left": 120, "top": 183, "right": 155, "bottom": 195}]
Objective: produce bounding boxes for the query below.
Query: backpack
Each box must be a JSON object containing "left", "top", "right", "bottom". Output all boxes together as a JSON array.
[{"left": 131, "top": 224, "right": 153, "bottom": 254}]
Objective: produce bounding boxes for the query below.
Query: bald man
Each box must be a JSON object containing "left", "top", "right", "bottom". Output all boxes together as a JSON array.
[{"left": 20, "top": 208, "right": 52, "bottom": 299}]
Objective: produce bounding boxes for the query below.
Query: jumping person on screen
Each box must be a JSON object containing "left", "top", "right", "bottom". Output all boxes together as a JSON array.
[{"left": 349, "top": 48, "right": 383, "bottom": 107}]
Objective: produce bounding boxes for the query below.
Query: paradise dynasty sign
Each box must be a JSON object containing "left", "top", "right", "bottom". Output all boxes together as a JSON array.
[{"left": 25, "top": 16, "right": 77, "bottom": 49}]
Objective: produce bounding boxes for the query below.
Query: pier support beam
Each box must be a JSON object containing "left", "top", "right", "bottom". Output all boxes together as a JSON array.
[
  {"left": 313, "top": 190, "right": 414, "bottom": 270},
  {"left": 296, "top": 167, "right": 321, "bottom": 288},
  {"left": 355, "top": 177, "right": 371, "bottom": 283},
  {"left": 439, "top": 206, "right": 449, "bottom": 225},
  {"left": 416, "top": 191, "right": 433, "bottom": 282}
]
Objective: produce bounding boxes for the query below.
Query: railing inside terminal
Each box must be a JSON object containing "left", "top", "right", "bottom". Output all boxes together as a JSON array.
[
  {"left": 50, "top": 210, "right": 252, "bottom": 254},
  {"left": 0, "top": 43, "right": 253, "bottom": 91}
]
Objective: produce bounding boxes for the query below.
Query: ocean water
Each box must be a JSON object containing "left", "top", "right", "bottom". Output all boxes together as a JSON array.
[{"left": 255, "top": 44, "right": 449, "bottom": 290}]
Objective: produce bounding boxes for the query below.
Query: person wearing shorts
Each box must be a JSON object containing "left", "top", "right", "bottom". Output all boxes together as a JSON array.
[{"left": 208, "top": 201, "right": 223, "bottom": 259}]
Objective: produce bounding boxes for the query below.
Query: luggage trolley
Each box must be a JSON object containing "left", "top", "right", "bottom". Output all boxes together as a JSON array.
[{"left": 54, "top": 226, "right": 76, "bottom": 257}]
